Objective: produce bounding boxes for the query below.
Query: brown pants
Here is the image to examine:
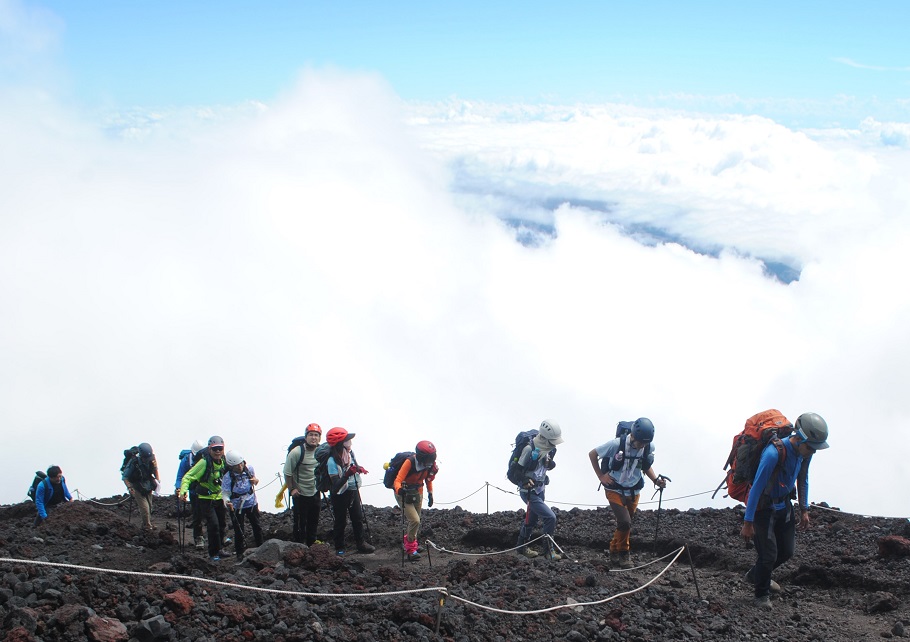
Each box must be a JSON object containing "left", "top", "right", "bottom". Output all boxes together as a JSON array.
[
  {"left": 606, "top": 490, "right": 640, "bottom": 552},
  {"left": 125, "top": 483, "right": 153, "bottom": 529},
  {"left": 395, "top": 493, "right": 422, "bottom": 540}
]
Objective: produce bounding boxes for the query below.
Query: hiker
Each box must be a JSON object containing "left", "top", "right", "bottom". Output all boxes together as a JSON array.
[
  {"left": 740, "top": 413, "right": 829, "bottom": 610},
  {"left": 283, "top": 423, "right": 323, "bottom": 545},
  {"left": 588, "top": 418, "right": 667, "bottom": 569},
  {"left": 179, "top": 435, "right": 230, "bottom": 560},
  {"left": 122, "top": 443, "right": 160, "bottom": 530},
  {"left": 33, "top": 466, "right": 72, "bottom": 527},
  {"left": 222, "top": 450, "right": 263, "bottom": 556},
  {"left": 175, "top": 440, "right": 205, "bottom": 548},
  {"left": 514, "top": 420, "right": 564, "bottom": 560},
  {"left": 391, "top": 440, "right": 439, "bottom": 561},
  {"left": 325, "top": 427, "right": 375, "bottom": 556}
]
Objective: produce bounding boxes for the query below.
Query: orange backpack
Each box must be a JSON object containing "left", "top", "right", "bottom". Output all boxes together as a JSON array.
[{"left": 715, "top": 409, "right": 793, "bottom": 504}]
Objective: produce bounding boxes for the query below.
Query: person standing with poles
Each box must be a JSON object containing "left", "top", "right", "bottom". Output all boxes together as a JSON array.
[
  {"left": 512, "top": 420, "right": 565, "bottom": 561},
  {"left": 588, "top": 418, "right": 668, "bottom": 569},
  {"left": 325, "top": 427, "right": 375, "bottom": 557}
]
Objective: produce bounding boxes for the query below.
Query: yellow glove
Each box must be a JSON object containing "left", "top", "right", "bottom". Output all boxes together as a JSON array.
[{"left": 274, "top": 483, "right": 288, "bottom": 509}]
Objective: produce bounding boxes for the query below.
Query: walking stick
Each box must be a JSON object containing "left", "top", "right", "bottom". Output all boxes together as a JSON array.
[
  {"left": 175, "top": 495, "right": 185, "bottom": 554},
  {"left": 651, "top": 474, "right": 671, "bottom": 549}
]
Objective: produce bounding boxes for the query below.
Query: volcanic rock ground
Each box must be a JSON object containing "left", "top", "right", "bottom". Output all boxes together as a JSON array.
[{"left": 2, "top": 493, "right": 909, "bottom": 641}]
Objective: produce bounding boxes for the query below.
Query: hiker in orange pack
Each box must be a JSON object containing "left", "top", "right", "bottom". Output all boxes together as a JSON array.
[
  {"left": 589, "top": 418, "right": 667, "bottom": 569},
  {"left": 387, "top": 440, "right": 438, "bottom": 561},
  {"left": 740, "top": 412, "right": 829, "bottom": 610}
]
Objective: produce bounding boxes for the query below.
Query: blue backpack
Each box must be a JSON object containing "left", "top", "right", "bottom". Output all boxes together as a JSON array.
[
  {"left": 312, "top": 443, "right": 333, "bottom": 493},
  {"left": 383, "top": 452, "right": 416, "bottom": 489},
  {"left": 506, "top": 429, "right": 540, "bottom": 486}
]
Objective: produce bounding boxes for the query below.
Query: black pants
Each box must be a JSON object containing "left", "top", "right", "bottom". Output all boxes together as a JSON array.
[
  {"left": 230, "top": 504, "right": 263, "bottom": 555},
  {"left": 751, "top": 503, "right": 796, "bottom": 597},
  {"left": 331, "top": 490, "right": 365, "bottom": 552},
  {"left": 292, "top": 492, "right": 322, "bottom": 545},
  {"left": 197, "top": 497, "right": 227, "bottom": 557}
]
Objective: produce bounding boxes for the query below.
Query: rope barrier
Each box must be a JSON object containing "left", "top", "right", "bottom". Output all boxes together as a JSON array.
[
  {"left": 0, "top": 557, "right": 444, "bottom": 599},
  {"left": 444, "top": 547, "right": 686, "bottom": 615},
  {"left": 0, "top": 546, "right": 688, "bottom": 617},
  {"left": 808, "top": 502, "right": 909, "bottom": 521},
  {"left": 485, "top": 483, "right": 716, "bottom": 508},
  {"left": 426, "top": 533, "right": 550, "bottom": 558},
  {"left": 431, "top": 484, "right": 486, "bottom": 506},
  {"left": 73, "top": 490, "right": 130, "bottom": 506}
]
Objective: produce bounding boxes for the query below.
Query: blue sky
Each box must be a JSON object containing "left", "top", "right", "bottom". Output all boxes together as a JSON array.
[
  {"left": 2, "top": 0, "right": 910, "bottom": 518},
  {"left": 26, "top": 1, "right": 910, "bottom": 126}
]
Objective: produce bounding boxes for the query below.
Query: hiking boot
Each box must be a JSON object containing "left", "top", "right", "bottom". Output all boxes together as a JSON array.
[
  {"left": 357, "top": 542, "right": 375, "bottom": 554},
  {"left": 336, "top": 550, "right": 345, "bottom": 557},
  {"left": 406, "top": 550, "right": 421, "bottom": 561},
  {"left": 753, "top": 595, "right": 773, "bottom": 610},
  {"left": 615, "top": 551, "right": 634, "bottom": 569},
  {"left": 518, "top": 546, "right": 539, "bottom": 559},
  {"left": 744, "top": 568, "right": 781, "bottom": 593},
  {"left": 545, "top": 549, "right": 562, "bottom": 561},
  {"left": 195, "top": 536, "right": 205, "bottom": 549}
]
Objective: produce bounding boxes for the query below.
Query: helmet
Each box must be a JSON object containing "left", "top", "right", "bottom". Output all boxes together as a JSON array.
[
  {"left": 225, "top": 450, "right": 244, "bottom": 467},
  {"left": 208, "top": 435, "right": 225, "bottom": 448},
  {"left": 538, "top": 420, "right": 564, "bottom": 445},
  {"left": 326, "top": 427, "right": 353, "bottom": 447},
  {"left": 795, "top": 413, "right": 829, "bottom": 450},
  {"left": 416, "top": 440, "right": 437, "bottom": 462},
  {"left": 306, "top": 423, "right": 322, "bottom": 435},
  {"left": 138, "top": 443, "right": 154, "bottom": 459},
  {"left": 631, "top": 418, "right": 655, "bottom": 442},
  {"left": 190, "top": 440, "right": 204, "bottom": 455}
]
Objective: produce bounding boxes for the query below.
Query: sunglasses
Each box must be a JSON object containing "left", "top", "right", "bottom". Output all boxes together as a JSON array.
[{"left": 210, "top": 446, "right": 224, "bottom": 452}]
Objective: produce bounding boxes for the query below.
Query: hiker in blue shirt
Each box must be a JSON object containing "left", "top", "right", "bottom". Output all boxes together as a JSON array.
[
  {"left": 325, "top": 427, "right": 375, "bottom": 556},
  {"left": 741, "top": 413, "right": 829, "bottom": 610},
  {"left": 588, "top": 418, "right": 667, "bottom": 569},
  {"left": 175, "top": 440, "right": 205, "bottom": 549},
  {"left": 514, "top": 420, "right": 564, "bottom": 561},
  {"left": 34, "top": 466, "right": 72, "bottom": 527},
  {"left": 222, "top": 450, "right": 263, "bottom": 557}
]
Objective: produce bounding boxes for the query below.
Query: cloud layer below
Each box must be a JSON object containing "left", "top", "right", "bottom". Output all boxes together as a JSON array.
[{"left": 2, "top": 58, "right": 910, "bottom": 520}]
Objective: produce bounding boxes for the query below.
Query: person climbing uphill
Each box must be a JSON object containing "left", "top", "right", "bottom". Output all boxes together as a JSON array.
[
  {"left": 513, "top": 419, "right": 564, "bottom": 561},
  {"left": 392, "top": 440, "right": 438, "bottom": 561}
]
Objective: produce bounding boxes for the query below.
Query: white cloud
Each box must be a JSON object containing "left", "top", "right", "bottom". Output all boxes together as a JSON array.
[{"left": 2, "top": 57, "right": 910, "bottom": 523}]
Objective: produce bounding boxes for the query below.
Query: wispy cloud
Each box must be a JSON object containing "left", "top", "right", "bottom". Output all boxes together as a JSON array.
[{"left": 833, "top": 57, "right": 910, "bottom": 72}]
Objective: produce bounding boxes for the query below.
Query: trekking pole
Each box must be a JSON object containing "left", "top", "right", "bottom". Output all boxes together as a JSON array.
[
  {"left": 400, "top": 499, "right": 406, "bottom": 568},
  {"left": 651, "top": 475, "right": 671, "bottom": 550},
  {"left": 356, "top": 487, "right": 372, "bottom": 544},
  {"left": 175, "top": 495, "right": 185, "bottom": 554}
]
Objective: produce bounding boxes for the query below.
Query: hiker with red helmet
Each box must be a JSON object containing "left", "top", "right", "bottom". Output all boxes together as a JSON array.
[
  {"left": 391, "top": 440, "right": 439, "bottom": 561},
  {"left": 325, "top": 427, "right": 375, "bottom": 556},
  {"left": 283, "top": 423, "right": 323, "bottom": 545}
]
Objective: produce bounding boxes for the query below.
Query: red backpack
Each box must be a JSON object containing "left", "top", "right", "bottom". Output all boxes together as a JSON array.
[{"left": 715, "top": 409, "right": 793, "bottom": 504}]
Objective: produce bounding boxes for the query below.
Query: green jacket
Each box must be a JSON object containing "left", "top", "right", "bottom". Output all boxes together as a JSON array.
[{"left": 180, "top": 455, "right": 225, "bottom": 500}]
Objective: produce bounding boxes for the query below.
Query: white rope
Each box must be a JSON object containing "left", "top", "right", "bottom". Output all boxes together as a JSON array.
[
  {"left": 444, "top": 547, "right": 686, "bottom": 615},
  {"left": 0, "top": 557, "right": 444, "bottom": 599},
  {"left": 808, "top": 503, "right": 909, "bottom": 521},
  {"left": 426, "top": 533, "right": 550, "bottom": 557}
]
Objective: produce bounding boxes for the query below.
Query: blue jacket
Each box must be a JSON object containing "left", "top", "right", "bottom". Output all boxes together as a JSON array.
[
  {"left": 35, "top": 477, "right": 72, "bottom": 519},
  {"left": 175, "top": 453, "right": 194, "bottom": 490},
  {"left": 745, "top": 437, "right": 810, "bottom": 522}
]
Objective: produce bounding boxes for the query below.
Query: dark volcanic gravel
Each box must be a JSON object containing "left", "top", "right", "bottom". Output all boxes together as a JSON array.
[{"left": 2, "top": 494, "right": 909, "bottom": 641}]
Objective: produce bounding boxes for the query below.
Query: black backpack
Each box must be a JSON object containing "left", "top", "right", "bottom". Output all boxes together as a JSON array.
[
  {"left": 120, "top": 446, "right": 141, "bottom": 472},
  {"left": 598, "top": 421, "right": 652, "bottom": 490},
  {"left": 27, "top": 471, "right": 47, "bottom": 501},
  {"left": 506, "top": 429, "right": 539, "bottom": 486},
  {"left": 383, "top": 452, "right": 416, "bottom": 489},
  {"left": 312, "top": 443, "right": 333, "bottom": 493}
]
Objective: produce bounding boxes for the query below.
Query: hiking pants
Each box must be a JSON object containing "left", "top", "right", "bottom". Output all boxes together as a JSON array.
[
  {"left": 231, "top": 504, "right": 263, "bottom": 555},
  {"left": 750, "top": 504, "right": 796, "bottom": 598},
  {"left": 518, "top": 489, "right": 556, "bottom": 544},
  {"left": 189, "top": 494, "right": 202, "bottom": 541},
  {"left": 291, "top": 492, "right": 322, "bottom": 545},
  {"left": 395, "top": 492, "right": 423, "bottom": 541},
  {"left": 330, "top": 490, "right": 366, "bottom": 552},
  {"left": 125, "top": 483, "right": 153, "bottom": 529},
  {"left": 198, "top": 497, "right": 227, "bottom": 557},
  {"left": 606, "top": 490, "right": 641, "bottom": 553}
]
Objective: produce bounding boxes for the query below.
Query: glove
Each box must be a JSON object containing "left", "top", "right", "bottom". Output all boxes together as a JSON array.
[
  {"left": 356, "top": 466, "right": 369, "bottom": 475},
  {"left": 427, "top": 492, "right": 434, "bottom": 508},
  {"left": 545, "top": 458, "right": 556, "bottom": 470},
  {"left": 397, "top": 487, "right": 405, "bottom": 496},
  {"left": 344, "top": 467, "right": 357, "bottom": 478}
]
